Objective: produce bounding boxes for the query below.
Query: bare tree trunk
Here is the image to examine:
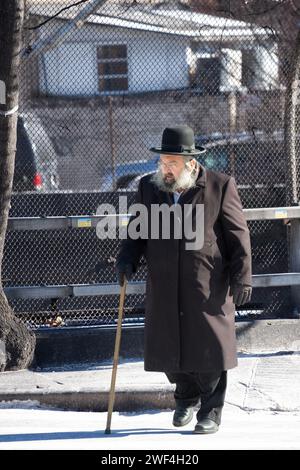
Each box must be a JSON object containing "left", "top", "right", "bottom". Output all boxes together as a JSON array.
[
  {"left": 284, "top": 28, "right": 300, "bottom": 206},
  {"left": 0, "top": 0, "right": 35, "bottom": 371},
  {"left": 283, "top": 28, "right": 300, "bottom": 314}
]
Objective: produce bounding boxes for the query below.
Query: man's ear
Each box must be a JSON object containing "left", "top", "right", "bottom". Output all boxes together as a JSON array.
[{"left": 188, "top": 158, "right": 197, "bottom": 170}]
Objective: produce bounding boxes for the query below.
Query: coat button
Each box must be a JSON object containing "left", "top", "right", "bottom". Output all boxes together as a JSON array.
[{"left": 180, "top": 311, "right": 184, "bottom": 316}]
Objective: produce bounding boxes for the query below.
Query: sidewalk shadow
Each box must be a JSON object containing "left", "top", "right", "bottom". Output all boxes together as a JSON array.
[
  {"left": 238, "top": 351, "right": 300, "bottom": 358},
  {"left": 0, "top": 428, "right": 194, "bottom": 443}
]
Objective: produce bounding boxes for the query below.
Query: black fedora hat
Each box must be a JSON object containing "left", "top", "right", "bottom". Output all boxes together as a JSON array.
[{"left": 149, "top": 125, "right": 206, "bottom": 156}]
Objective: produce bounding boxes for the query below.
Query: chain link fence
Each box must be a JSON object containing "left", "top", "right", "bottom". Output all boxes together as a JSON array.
[{"left": 3, "top": 0, "right": 300, "bottom": 327}]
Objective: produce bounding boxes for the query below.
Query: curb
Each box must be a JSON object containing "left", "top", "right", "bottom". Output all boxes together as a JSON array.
[
  {"left": 0, "top": 390, "right": 174, "bottom": 412},
  {"left": 33, "top": 319, "right": 300, "bottom": 368}
]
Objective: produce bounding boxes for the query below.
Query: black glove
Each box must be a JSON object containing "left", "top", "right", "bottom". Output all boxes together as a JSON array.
[
  {"left": 230, "top": 284, "right": 252, "bottom": 306},
  {"left": 115, "top": 261, "right": 134, "bottom": 286},
  {"left": 89, "top": 257, "right": 116, "bottom": 277}
]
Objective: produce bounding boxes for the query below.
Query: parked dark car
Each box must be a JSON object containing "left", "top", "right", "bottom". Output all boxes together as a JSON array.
[
  {"left": 99, "top": 158, "right": 159, "bottom": 192},
  {"left": 13, "top": 114, "right": 59, "bottom": 192},
  {"left": 100, "top": 130, "right": 285, "bottom": 200}
]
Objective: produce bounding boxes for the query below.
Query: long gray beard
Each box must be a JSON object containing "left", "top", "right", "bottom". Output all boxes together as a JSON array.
[{"left": 150, "top": 162, "right": 199, "bottom": 193}]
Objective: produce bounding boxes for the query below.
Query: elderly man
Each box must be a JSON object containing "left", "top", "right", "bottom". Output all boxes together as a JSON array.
[{"left": 115, "top": 125, "right": 252, "bottom": 434}]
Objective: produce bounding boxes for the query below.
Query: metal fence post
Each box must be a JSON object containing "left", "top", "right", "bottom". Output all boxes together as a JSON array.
[{"left": 289, "top": 218, "right": 300, "bottom": 317}]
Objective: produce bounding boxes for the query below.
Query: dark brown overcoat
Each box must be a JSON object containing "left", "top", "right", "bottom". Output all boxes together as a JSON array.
[{"left": 116, "top": 164, "right": 252, "bottom": 372}]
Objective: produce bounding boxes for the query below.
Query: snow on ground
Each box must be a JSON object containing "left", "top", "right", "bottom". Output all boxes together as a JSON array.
[
  {"left": 0, "top": 401, "right": 299, "bottom": 450},
  {"left": 0, "top": 353, "right": 299, "bottom": 450}
]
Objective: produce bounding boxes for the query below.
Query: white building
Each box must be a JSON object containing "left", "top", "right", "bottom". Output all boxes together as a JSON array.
[{"left": 27, "top": 1, "right": 280, "bottom": 97}]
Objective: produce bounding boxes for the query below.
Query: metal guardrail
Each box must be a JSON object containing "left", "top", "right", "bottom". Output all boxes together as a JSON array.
[
  {"left": 6, "top": 205, "right": 300, "bottom": 231},
  {"left": 4, "top": 273, "right": 300, "bottom": 300},
  {"left": 4, "top": 205, "right": 300, "bottom": 300},
  {"left": 7, "top": 214, "right": 130, "bottom": 231},
  {"left": 243, "top": 206, "right": 300, "bottom": 221},
  {"left": 4, "top": 282, "right": 145, "bottom": 299}
]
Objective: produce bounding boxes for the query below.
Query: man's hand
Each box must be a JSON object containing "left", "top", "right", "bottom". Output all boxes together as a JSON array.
[
  {"left": 229, "top": 284, "right": 252, "bottom": 306},
  {"left": 89, "top": 257, "right": 116, "bottom": 277},
  {"left": 115, "top": 261, "right": 134, "bottom": 286}
]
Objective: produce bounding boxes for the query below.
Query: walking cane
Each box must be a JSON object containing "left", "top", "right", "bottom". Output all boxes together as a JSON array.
[{"left": 105, "top": 276, "right": 127, "bottom": 434}]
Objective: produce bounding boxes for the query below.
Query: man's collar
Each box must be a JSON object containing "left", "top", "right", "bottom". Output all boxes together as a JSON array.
[{"left": 194, "top": 162, "right": 207, "bottom": 187}]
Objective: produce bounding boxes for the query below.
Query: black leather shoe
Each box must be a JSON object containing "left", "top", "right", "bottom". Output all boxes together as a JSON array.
[
  {"left": 172, "top": 406, "right": 194, "bottom": 427},
  {"left": 194, "top": 418, "right": 219, "bottom": 434}
]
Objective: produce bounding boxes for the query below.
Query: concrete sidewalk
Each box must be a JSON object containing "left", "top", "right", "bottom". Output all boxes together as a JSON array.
[{"left": 0, "top": 352, "right": 300, "bottom": 413}]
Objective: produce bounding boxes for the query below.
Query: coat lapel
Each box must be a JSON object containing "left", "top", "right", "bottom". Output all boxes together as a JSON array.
[{"left": 178, "top": 163, "right": 207, "bottom": 207}]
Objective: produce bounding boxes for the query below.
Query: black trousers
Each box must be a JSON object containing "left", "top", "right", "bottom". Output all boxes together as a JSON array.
[{"left": 165, "top": 370, "right": 227, "bottom": 425}]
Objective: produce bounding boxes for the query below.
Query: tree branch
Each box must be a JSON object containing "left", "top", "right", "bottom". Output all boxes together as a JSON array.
[{"left": 25, "top": 0, "right": 89, "bottom": 31}]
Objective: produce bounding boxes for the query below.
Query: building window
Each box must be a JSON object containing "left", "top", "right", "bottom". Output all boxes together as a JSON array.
[
  {"left": 242, "top": 49, "right": 257, "bottom": 89},
  {"left": 190, "top": 57, "right": 221, "bottom": 95},
  {"left": 97, "top": 45, "right": 128, "bottom": 92}
]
